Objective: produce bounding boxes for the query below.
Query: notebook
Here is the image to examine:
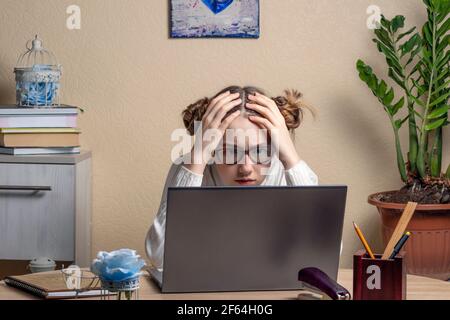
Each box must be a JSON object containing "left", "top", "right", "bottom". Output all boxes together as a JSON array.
[{"left": 4, "top": 271, "right": 107, "bottom": 299}]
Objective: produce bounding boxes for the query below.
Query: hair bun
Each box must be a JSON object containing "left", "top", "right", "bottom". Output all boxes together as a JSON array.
[
  {"left": 182, "top": 97, "right": 209, "bottom": 135},
  {"left": 272, "top": 89, "right": 315, "bottom": 130}
]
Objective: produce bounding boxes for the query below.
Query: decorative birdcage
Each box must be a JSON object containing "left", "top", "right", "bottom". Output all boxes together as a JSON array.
[
  {"left": 14, "top": 35, "right": 61, "bottom": 107},
  {"left": 90, "top": 249, "right": 145, "bottom": 300},
  {"left": 99, "top": 275, "right": 141, "bottom": 300}
]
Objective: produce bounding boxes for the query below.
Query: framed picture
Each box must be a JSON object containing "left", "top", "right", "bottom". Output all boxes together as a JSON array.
[{"left": 170, "top": 0, "right": 260, "bottom": 38}]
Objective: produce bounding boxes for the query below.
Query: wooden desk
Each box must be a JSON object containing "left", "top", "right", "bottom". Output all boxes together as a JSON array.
[{"left": 0, "top": 269, "right": 449, "bottom": 300}]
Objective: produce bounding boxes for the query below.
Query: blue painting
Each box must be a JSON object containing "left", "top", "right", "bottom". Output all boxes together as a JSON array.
[{"left": 170, "top": 0, "right": 260, "bottom": 38}]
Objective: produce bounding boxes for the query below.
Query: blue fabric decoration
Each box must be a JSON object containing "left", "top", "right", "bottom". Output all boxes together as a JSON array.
[
  {"left": 19, "top": 82, "right": 58, "bottom": 106},
  {"left": 17, "top": 64, "right": 59, "bottom": 106},
  {"left": 91, "top": 249, "right": 146, "bottom": 282},
  {"left": 201, "top": 0, "right": 234, "bottom": 14}
]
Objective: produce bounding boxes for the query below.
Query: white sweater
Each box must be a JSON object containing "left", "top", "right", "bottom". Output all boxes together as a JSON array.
[{"left": 145, "top": 157, "right": 319, "bottom": 270}]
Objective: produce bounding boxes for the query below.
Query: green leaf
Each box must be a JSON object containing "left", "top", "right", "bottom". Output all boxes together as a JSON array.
[
  {"left": 417, "top": 63, "right": 431, "bottom": 81},
  {"left": 425, "top": 117, "right": 447, "bottom": 130},
  {"left": 388, "top": 68, "right": 405, "bottom": 89},
  {"left": 377, "top": 80, "right": 388, "bottom": 97},
  {"left": 373, "top": 39, "right": 395, "bottom": 58},
  {"left": 392, "top": 97, "right": 405, "bottom": 115},
  {"left": 395, "top": 114, "right": 410, "bottom": 129},
  {"left": 412, "top": 78, "right": 428, "bottom": 98},
  {"left": 392, "top": 15, "right": 406, "bottom": 33},
  {"left": 405, "top": 45, "right": 422, "bottom": 67},
  {"left": 356, "top": 59, "right": 365, "bottom": 70},
  {"left": 373, "top": 39, "right": 403, "bottom": 71},
  {"left": 397, "top": 27, "right": 417, "bottom": 41},
  {"left": 380, "top": 15, "right": 391, "bottom": 30},
  {"left": 359, "top": 72, "right": 368, "bottom": 82},
  {"left": 364, "top": 64, "right": 373, "bottom": 74},
  {"left": 422, "top": 48, "right": 433, "bottom": 69},
  {"left": 409, "top": 94, "right": 427, "bottom": 107},
  {"left": 422, "top": 22, "right": 433, "bottom": 45},
  {"left": 387, "top": 58, "right": 405, "bottom": 78},
  {"left": 434, "top": 0, "right": 450, "bottom": 14},
  {"left": 436, "top": 51, "right": 450, "bottom": 70},
  {"left": 369, "top": 75, "right": 378, "bottom": 91},
  {"left": 414, "top": 108, "right": 425, "bottom": 119},
  {"left": 400, "top": 33, "right": 422, "bottom": 57},
  {"left": 374, "top": 29, "right": 394, "bottom": 49},
  {"left": 438, "top": 17, "right": 450, "bottom": 37},
  {"left": 445, "top": 163, "right": 450, "bottom": 179},
  {"left": 433, "top": 67, "right": 449, "bottom": 84},
  {"left": 431, "top": 79, "right": 450, "bottom": 95},
  {"left": 437, "top": 34, "right": 450, "bottom": 52},
  {"left": 427, "top": 104, "right": 449, "bottom": 119},
  {"left": 383, "top": 88, "right": 395, "bottom": 105},
  {"left": 429, "top": 91, "right": 450, "bottom": 107}
]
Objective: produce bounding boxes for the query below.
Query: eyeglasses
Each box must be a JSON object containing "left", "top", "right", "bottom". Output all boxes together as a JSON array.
[{"left": 214, "top": 145, "right": 272, "bottom": 165}]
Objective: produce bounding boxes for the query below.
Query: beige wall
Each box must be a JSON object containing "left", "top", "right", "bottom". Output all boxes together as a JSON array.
[{"left": 0, "top": 0, "right": 445, "bottom": 268}]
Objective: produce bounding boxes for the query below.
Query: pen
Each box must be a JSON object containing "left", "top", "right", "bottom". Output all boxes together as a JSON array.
[
  {"left": 389, "top": 231, "right": 411, "bottom": 260},
  {"left": 353, "top": 222, "right": 376, "bottom": 259}
]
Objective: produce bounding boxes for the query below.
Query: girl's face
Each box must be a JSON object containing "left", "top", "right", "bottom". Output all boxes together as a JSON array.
[{"left": 214, "top": 115, "right": 272, "bottom": 186}]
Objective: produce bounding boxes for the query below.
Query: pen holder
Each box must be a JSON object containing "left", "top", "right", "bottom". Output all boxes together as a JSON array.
[{"left": 353, "top": 250, "right": 406, "bottom": 300}]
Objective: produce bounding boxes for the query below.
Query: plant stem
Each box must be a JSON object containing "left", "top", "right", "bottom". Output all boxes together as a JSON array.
[
  {"left": 417, "top": 9, "right": 438, "bottom": 179},
  {"left": 430, "top": 127, "right": 442, "bottom": 176},
  {"left": 389, "top": 27, "right": 418, "bottom": 177},
  {"left": 389, "top": 112, "right": 408, "bottom": 182},
  {"left": 445, "top": 163, "right": 450, "bottom": 179}
]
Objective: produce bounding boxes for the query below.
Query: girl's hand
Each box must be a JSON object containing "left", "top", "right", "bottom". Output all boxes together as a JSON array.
[
  {"left": 246, "top": 92, "right": 301, "bottom": 170},
  {"left": 184, "top": 91, "right": 241, "bottom": 175}
]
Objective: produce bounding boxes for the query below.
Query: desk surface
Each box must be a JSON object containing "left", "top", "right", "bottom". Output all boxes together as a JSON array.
[{"left": 1, "top": 269, "right": 449, "bottom": 300}]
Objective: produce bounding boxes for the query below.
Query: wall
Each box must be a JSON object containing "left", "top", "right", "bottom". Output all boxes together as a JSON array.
[{"left": 0, "top": 0, "right": 444, "bottom": 268}]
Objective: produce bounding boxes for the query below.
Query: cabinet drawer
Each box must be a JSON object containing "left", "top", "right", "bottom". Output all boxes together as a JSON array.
[{"left": 0, "top": 163, "right": 75, "bottom": 260}]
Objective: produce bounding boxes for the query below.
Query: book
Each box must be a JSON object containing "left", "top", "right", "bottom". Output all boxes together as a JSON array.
[
  {"left": 0, "top": 128, "right": 80, "bottom": 133},
  {"left": 4, "top": 271, "right": 106, "bottom": 299},
  {"left": 0, "top": 131, "right": 80, "bottom": 147},
  {"left": 0, "top": 105, "right": 79, "bottom": 128},
  {"left": 0, "top": 105, "right": 79, "bottom": 115},
  {"left": 0, "top": 115, "right": 77, "bottom": 128},
  {"left": 0, "top": 146, "right": 80, "bottom": 155}
]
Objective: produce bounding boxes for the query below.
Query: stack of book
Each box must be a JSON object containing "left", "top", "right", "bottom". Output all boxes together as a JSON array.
[{"left": 0, "top": 105, "right": 81, "bottom": 155}]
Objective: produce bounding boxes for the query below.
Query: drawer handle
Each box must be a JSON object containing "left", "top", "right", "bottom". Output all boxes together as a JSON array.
[{"left": 0, "top": 185, "right": 52, "bottom": 191}]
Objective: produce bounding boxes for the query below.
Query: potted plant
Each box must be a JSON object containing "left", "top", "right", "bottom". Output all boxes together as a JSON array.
[{"left": 356, "top": 0, "right": 450, "bottom": 280}]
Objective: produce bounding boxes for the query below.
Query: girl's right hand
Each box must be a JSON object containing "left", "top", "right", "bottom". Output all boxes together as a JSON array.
[{"left": 184, "top": 91, "right": 242, "bottom": 175}]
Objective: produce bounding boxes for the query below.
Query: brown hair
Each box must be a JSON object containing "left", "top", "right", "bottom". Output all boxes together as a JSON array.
[{"left": 182, "top": 86, "right": 315, "bottom": 136}]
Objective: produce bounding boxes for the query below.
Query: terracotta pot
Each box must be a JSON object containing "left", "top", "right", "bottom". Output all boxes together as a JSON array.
[{"left": 368, "top": 191, "right": 450, "bottom": 281}]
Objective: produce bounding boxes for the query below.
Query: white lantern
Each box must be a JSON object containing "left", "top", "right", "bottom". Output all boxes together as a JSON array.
[{"left": 14, "top": 35, "right": 61, "bottom": 107}]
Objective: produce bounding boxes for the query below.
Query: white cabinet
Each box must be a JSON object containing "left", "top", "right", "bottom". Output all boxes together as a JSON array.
[{"left": 0, "top": 151, "right": 91, "bottom": 267}]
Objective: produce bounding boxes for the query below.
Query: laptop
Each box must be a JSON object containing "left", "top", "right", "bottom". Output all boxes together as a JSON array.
[{"left": 149, "top": 186, "right": 347, "bottom": 293}]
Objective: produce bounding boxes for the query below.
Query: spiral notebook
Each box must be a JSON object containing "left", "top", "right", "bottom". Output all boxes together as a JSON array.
[{"left": 4, "top": 271, "right": 107, "bottom": 299}]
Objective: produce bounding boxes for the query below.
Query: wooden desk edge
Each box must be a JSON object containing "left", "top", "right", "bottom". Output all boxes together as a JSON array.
[{"left": 0, "top": 269, "right": 449, "bottom": 300}]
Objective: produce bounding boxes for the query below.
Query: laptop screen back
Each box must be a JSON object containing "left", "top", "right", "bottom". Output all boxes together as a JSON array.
[{"left": 162, "top": 186, "right": 347, "bottom": 293}]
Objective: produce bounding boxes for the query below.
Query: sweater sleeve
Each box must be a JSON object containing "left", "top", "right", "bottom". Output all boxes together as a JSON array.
[
  {"left": 284, "top": 160, "right": 319, "bottom": 186},
  {"left": 145, "top": 164, "right": 203, "bottom": 271}
]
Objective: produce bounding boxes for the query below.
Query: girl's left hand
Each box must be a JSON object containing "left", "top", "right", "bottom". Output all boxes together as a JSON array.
[{"left": 246, "top": 92, "right": 300, "bottom": 170}]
